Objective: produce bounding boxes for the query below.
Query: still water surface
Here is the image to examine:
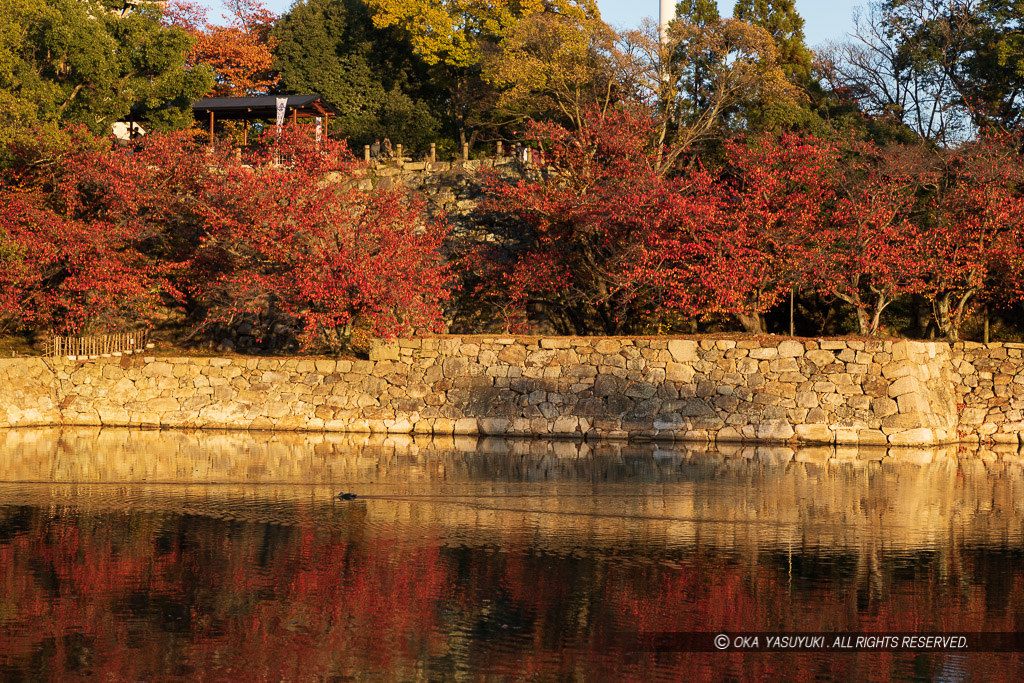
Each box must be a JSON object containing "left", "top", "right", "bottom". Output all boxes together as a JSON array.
[{"left": 0, "top": 429, "right": 1022, "bottom": 681}]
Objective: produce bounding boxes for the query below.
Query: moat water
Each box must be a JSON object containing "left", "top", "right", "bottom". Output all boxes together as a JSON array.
[{"left": 0, "top": 429, "right": 1022, "bottom": 681}]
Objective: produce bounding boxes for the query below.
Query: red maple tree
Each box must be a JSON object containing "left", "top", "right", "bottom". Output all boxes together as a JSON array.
[
  {"left": 918, "top": 135, "right": 1024, "bottom": 340},
  {"left": 0, "top": 126, "right": 451, "bottom": 348},
  {"left": 476, "top": 108, "right": 729, "bottom": 335},
  {"left": 187, "top": 129, "right": 452, "bottom": 350},
  {"left": 811, "top": 140, "right": 930, "bottom": 336},
  {"left": 478, "top": 118, "right": 869, "bottom": 336},
  {"left": 0, "top": 129, "right": 182, "bottom": 335},
  {"left": 708, "top": 133, "right": 840, "bottom": 334},
  {"left": 165, "top": 0, "right": 280, "bottom": 97}
]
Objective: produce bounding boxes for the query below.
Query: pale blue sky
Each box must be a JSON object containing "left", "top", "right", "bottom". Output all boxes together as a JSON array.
[
  {"left": 207, "top": 0, "right": 864, "bottom": 48},
  {"left": 606, "top": 0, "right": 863, "bottom": 47}
]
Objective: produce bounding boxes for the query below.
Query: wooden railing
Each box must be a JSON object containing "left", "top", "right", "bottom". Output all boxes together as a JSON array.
[
  {"left": 51, "top": 331, "right": 150, "bottom": 359},
  {"left": 361, "top": 140, "right": 537, "bottom": 164}
]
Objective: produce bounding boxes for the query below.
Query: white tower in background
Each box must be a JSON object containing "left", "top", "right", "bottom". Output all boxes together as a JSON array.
[{"left": 660, "top": 0, "right": 676, "bottom": 43}]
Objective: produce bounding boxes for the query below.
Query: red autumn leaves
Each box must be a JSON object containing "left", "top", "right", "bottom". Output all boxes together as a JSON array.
[
  {"left": 185, "top": 130, "right": 450, "bottom": 348},
  {"left": 0, "top": 130, "right": 450, "bottom": 348},
  {"left": 3, "top": 106, "right": 1023, "bottom": 346},
  {"left": 165, "top": 0, "right": 280, "bottom": 97},
  {"left": 0, "top": 128, "right": 181, "bottom": 336},
  {"left": 479, "top": 108, "right": 1024, "bottom": 339}
]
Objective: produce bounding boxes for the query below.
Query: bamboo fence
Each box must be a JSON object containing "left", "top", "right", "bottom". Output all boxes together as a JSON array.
[{"left": 51, "top": 331, "right": 150, "bottom": 359}]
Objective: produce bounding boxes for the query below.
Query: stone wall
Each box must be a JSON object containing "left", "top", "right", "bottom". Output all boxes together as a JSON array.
[
  {"left": 0, "top": 337, "right": 975, "bottom": 445},
  {"left": 0, "top": 358, "right": 60, "bottom": 427},
  {"left": 951, "top": 342, "right": 1024, "bottom": 443},
  {"left": 338, "top": 155, "right": 526, "bottom": 232}
]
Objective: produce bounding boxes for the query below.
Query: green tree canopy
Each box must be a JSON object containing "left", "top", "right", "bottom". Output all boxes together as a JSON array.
[
  {"left": 668, "top": 0, "right": 722, "bottom": 124},
  {"left": 675, "top": 0, "right": 720, "bottom": 26},
  {"left": 632, "top": 15, "right": 804, "bottom": 169},
  {"left": 819, "top": 0, "right": 1024, "bottom": 145},
  {"left": 272, "top": 0, "right": 441, "bottom": 150},
  {"left": 733, "top": 0, "right": 812, "bottom": 83},
  {"left": 0, "top": 0, "right": 211, "bottom": 139},
  {"left": 362, "top": 0, "right": 601, "bottom": 147},
  {"left": 730, "top": 0, "right": 839, "bottom": 134}
]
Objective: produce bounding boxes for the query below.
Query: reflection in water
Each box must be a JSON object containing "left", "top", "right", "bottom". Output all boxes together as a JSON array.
[{"left": 0, "top": 428, "right": 1022, "bottom": 681}]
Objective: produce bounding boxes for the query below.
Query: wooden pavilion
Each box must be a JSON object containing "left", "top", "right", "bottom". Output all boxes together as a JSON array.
[{"left": 192, "top": 95, "right": 341, "bottom": 145}]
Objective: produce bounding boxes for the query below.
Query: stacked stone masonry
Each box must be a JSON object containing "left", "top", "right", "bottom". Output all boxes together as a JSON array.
[
  {"left": 951, "top": 341, "right": 1024, "bottom": 444},
  {"left": 1, "top": 337, "right": 1023, "bottom": 446},
  {"left": 336, "top": 156, "right": 524, "bottom": 232}
]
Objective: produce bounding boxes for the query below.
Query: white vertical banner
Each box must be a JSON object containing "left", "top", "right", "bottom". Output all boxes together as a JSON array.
[
  {"left": 275, "top": 97, "right": 287, "bottom": 134},
  {"left": 315, "top": 116, "right": 322, "bottom": 144}
]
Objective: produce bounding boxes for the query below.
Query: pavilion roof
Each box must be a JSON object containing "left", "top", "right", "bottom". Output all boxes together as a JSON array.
[{"left": 192, "top": 95, "right": 340, "bottom": 121}]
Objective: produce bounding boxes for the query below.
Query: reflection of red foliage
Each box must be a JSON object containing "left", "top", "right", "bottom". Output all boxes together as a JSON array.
[
  {"left": 0, "top": 509, "right": 1022, "bottom": 680},
  {"left": 186, "top": 532, "right": 448, "bottom": 679},
  {"left": 0, "top": 511, "right": 449, "bottom": 679}
]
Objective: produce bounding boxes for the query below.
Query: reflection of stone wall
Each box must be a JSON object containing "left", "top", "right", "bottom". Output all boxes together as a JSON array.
[
  {"left": 0, "top": 337, "right": 972, "bottom": 445},
  {"left": 1, "top": 428, "right": 1022, "bottom": 555}
]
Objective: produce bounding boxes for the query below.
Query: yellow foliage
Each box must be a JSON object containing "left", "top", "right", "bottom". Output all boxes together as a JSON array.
[
  {"left": 366, "top": 0, "right": 600, "bottom": 69},
  {"left": 619, "top": 17, "right": 804, "bottom": 170},
  {"left": 483, "top": 9, "right": 620, "bottom": 126}
]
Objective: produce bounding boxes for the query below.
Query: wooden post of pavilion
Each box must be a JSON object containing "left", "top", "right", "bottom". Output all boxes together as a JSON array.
[{"left": 208, "top": 111, "right": 214, "bottom": 144}]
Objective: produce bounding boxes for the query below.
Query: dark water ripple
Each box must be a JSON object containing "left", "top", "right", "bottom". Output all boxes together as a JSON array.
[{"left": 0, "top": 428, "right": 1021, "bottom": 681}]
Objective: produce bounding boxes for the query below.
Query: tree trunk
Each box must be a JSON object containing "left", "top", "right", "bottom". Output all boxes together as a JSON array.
[
  {"left": 914, "top": 296, "right": 931, "bottom": 338},
  {"left": 951, "top": 288, "right": 978, "bottom": 341},
  {"left": 736, "top": 311, "right": 764, "bottom": 334},
  {"left": 789, "top": 288, "right": 795, "bottom": 336},
  {"left": 867, "top": 292, "right": 891, "bottom": 337},
  {"left": 933, "top": 294, "right": 958, "bottom": 341},
  {"left": 834, "top": 288, "right": 870, "bottom": 336},
  {"left": 869, "top": 307, "right": 884, "bottom": 336},
  {"left": 933, "top": 288, "right": 978, "bottom": 342},
  {"left": 855, "top": 308, "right": 871, "bottom": 337},
  {"left": 835, "top": 274, "right": 869, "bottom": 335}
]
